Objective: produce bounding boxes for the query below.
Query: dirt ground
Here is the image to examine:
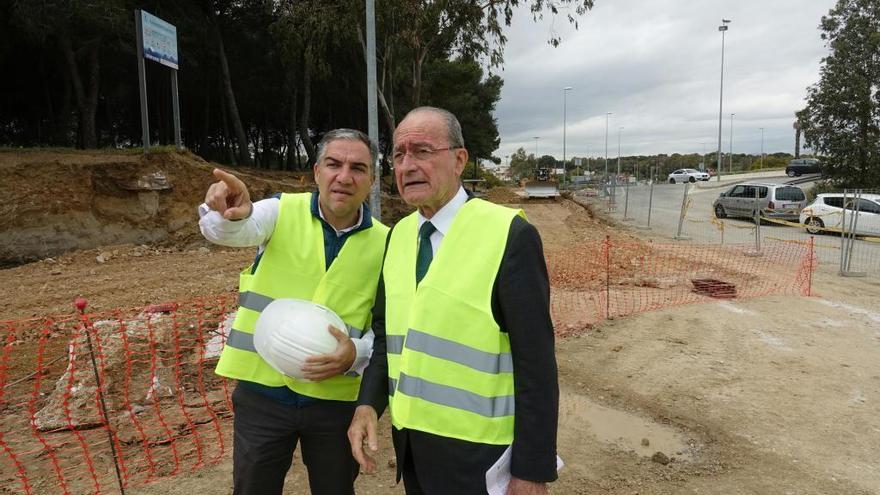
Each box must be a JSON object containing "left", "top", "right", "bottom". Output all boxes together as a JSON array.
[{"left": 2, "top": 151, "right": 879, "bottom": 494}]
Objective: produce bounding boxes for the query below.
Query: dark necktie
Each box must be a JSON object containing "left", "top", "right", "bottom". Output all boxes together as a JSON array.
[{"left": 416, "top": 221, "right": 436, "bottom": 284}]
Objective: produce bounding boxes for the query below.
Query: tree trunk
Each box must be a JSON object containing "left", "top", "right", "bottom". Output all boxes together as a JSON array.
[
  {"left": 219, "top": 90, "right": 236, "bottom": 165},
  {"left": 411, "top": 43, "right": 431, "bottom": 108},
  {"left": 39, "top": 51, "right": 53, "bottom": 145},
  {"left": 795, "top": 128, "right": 801, "bottom": 158},
  {"left": 213, "top": 22, "right": 251, "bottom": 165},
  {"left": 412, "top": 54, "right": 421, "bottom": 107},
  {"left": 379, "top": 40, "right": 397, "bottom": 134},
  {"left": 298, "top": 60, "right": 316, "bottom": 165},
  {"left": 59, "top": 34, "right": 100, "bottom": 149},
  {"left": 200, "top": 79, "right": 211, "bottom": 154},
  {"left": 358, "top": 25, "right": 397, "bottom": 137},
  {"left": 56, "top": 66, "right": 73, "bottom": 146},
  {"left": 287, "top": 80, "right": 299, "bottom": 170}
]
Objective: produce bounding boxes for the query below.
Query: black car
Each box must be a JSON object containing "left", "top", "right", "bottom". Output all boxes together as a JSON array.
[{"left": 785, "top": 158, "right": 820, "bottom": 177}]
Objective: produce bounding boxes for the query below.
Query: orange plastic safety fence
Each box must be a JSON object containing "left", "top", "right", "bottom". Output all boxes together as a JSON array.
[
  {"left": 0, "top": 238, "right": 816, "bottom": 493},
  {"left": 547, "top": 238, "right": 816, "bottom": 333},
  {"left": 0, "top": 296, "right": 235, "bottom": 494}
]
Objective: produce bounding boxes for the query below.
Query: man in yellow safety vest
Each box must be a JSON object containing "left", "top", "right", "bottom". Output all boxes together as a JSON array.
[
  {"left": 349, "top": 108, "right": 559, "bottom": 494},
  {"left": 200, "top": 128, "right": 388, "bottom": 494}
]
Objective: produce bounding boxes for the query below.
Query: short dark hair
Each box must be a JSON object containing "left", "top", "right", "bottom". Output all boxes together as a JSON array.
[{"left": 315, "top": 128, "right": 378, "bottom": 166}]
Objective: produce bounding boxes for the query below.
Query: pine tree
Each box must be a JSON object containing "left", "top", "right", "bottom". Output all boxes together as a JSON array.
[{"left": 801, "top": 0, "right": 880, "bottom": 188}]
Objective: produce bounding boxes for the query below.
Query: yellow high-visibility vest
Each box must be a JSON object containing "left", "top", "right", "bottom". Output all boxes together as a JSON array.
[
  {"left": 215, "top": 193, "right": 388, "bottom": 401},
  {"left": 384, "top": 199, "right": 524, "bottom": 444}
]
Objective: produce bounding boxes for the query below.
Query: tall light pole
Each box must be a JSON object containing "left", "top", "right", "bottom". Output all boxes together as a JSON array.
[
  {"left": 617, "top": 126, "right": 624, "bottom": 175},
  {"left": 701, "top": 142, "right": 707, "bottom": 170},
  {"left": 604, "top": 112, "right": 612, "bottom": 180},
  {"left": 562, "top": 86, "right": 572, "bottom": 187},
  {"left": 729, "top": 113, "right": 735, "bottom": 173},
  {"left": 587, "top": 143, "right": 592, "bottom": 174},
  {"left": 365, "top": 0, "right": 381, "bottom": 218},
  {"left": 533, "top": 136, "right": 539, "bottom": 170},
  {"left": 759, "top": 127, "right": 764, "bottom": 170},
  {"left": 716, "top": 19, "right": 731, "bottom": 182}
]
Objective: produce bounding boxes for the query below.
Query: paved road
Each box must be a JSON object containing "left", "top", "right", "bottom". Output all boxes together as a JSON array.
[{"left": 576, "top": 174, "right": 880, "bottom": 276}]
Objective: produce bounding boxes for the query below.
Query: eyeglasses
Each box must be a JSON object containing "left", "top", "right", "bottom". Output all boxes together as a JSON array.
[{"left": 392, "top": 146, "right": 459, "bottom": 165}]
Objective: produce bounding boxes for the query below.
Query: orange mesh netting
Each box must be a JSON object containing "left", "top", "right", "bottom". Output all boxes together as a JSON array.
[{"left": 0, "top": 238, "right": 815, "bottom": 493}]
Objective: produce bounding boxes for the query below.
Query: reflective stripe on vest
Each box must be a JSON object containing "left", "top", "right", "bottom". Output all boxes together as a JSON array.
[
  {"left": 384, "top": 199, "right": 524, "bottom": 444},
  {"left": 388, "top": 330, "right": 513, "bottom": 374},
  {"left": 238, "top": 291, "right": 366, "bottom": 338},
  {"left": 397, "top": 373, "right": 515, "bottom": 417},
  {"left": 214, "top": 192, "right": 388, "bottom": 401}
]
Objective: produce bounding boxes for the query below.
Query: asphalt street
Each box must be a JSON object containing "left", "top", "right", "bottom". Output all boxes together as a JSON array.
[{"left": 576, "top": 172, "right": 880, "bottom": 276}]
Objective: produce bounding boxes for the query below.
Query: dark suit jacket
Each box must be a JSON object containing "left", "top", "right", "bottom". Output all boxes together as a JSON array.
[{"left": 357, "top": 213, "right": 559, "bottom": 484}]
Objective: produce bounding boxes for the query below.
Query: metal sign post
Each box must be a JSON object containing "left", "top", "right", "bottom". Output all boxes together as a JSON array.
[
  {"left": 135, "top": 10, "right": 150, "bottom": 153},
  {"left": 171, "top": 71, "right": 182, "bottom": 149},
  {"left": 135, "top": 10, "right": 182, "bottom": 153}
]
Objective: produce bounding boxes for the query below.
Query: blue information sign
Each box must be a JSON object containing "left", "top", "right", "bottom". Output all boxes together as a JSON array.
[{"left": 141, "top": 11, "right": 178, "bottom": 69}]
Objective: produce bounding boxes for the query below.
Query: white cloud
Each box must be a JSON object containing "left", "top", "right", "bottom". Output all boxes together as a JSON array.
[{"left": 493, "top": 0, "right": 834, "bottom": 160}]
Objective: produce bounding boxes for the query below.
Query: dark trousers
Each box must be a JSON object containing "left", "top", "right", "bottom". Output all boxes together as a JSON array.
[
  {"left": 231, "top": 383, "right": 359, "bottom": 495},
  {"left": 395, "top": 427, "right": 507, "bottom": 495}
]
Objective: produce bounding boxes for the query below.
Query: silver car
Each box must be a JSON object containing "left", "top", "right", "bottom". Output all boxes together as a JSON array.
[
  {"left": 713, "top": 183, "right": 807, "bottom": 222},
  {"left": 668, "top": 168, "right": 710, "bottom": 184}
]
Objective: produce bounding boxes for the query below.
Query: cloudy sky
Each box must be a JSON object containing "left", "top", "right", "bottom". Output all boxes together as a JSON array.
[{"left": 493, "top": 0, "right": 836, "bottom": 161}]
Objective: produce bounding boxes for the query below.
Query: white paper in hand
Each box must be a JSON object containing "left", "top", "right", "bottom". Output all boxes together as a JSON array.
[{"left": 485, "top": 446, "right": 564, "bottom": 495}]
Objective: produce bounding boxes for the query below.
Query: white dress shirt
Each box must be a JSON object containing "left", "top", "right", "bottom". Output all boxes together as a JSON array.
[{"left": 417, "top": 186, "right": 469, "bottom": 256}]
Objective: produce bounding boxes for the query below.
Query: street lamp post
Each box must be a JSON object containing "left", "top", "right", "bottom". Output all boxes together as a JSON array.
[
  {"left": 585, "top": 143, "right": 593, "bottom": 175},
  {"left": 617, "top": 126, "right": 624, "bottom": 176},
  {"left": 729, "top": 113, "right": 735, "bottom": 173},
  {"left": 562, "top": 86, "right": 572, "bottom": 189},
  {"left": 365, "top": 0, "right": 381, "bottom": 218},
  {"left": 701, "top": 142, "right": 707, "bottom": 170},
  {"left": 759, "top": 127, "right": 764, "bottom": 170},
  {"left": 604, "top": 112, "right": 612, "bottom": 180},
  {"left": 716, "top": 19, "right": 731, "bottom": 182}
]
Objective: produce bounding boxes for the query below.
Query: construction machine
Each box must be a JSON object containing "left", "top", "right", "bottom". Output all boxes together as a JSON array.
[{"left": 523, "top": 167, "right": 560, "bottom": 198}]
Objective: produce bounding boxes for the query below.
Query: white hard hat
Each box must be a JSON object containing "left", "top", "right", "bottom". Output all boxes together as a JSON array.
[{"left": 253, "top": 298, "right": 344, "bottom": 380}]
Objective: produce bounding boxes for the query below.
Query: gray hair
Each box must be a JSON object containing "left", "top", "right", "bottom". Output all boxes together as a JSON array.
[
  {"left": 404, "top": 106, "right": 465, "bottom": 148},
  {"left": 315, "top": 128, "right": 378, "bottom": 166}
]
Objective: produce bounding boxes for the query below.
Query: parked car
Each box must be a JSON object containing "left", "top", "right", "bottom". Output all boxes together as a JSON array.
[
  {"left": 785, "top": 158, "right": 820, "bottom": 177},
  {"left": 799, "top": 193, "right": 880, "bottom": 236},
  {"left": 668, "top": 169, "right": 710, "bottom": 183},
  {"left": 713, "top": 182, "right": 807, "bottom": 222}
]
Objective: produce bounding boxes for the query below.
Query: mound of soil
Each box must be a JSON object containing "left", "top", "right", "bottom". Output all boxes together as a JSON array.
[{"left": 0, "top": 150, "right": 314, "bottom": 267}]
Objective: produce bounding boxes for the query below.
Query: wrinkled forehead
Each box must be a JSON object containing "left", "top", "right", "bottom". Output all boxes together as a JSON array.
[
  {"left": 393, "top": 113, "right": 447, "bottom": 148},
  {"left": 321, "top": 139, "right": 372, "bottom": 164}
]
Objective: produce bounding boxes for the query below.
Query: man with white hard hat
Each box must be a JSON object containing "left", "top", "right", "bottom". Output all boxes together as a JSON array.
[
  {"left": 348, "top": 108, "right": 559, "bottom": 494},
  {"left": 199, "top": 128, "right": 388, "bottom": 495}
]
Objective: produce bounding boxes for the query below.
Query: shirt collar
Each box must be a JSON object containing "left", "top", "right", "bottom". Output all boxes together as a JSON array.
[
  {"left": 418, "top": 186, "right": 467, "bottom": 236},
  {"left": 310, "top": 190, "right": 371, "bottom": 236}
]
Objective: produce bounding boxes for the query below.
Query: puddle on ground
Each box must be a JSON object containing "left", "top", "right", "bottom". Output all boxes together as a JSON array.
[{"left": 559, "top": 391, "right": 694, "bottom": 461}]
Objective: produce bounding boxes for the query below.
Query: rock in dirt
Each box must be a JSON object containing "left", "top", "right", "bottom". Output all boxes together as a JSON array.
[
  {"left": 34, "top": 313, "right": 186, "bottom": 431},
  {"left": 651, "top": 452, "right": 670, "bottom": 465}
]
